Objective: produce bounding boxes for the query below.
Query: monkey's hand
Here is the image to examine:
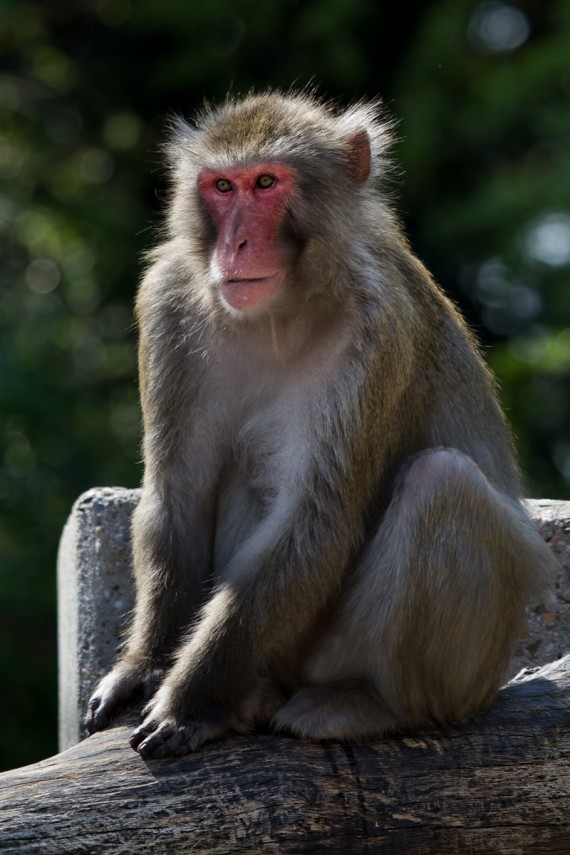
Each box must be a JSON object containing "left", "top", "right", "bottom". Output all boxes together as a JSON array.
[
  {"left": 130, "top": 677, "right": 286, "bottom": 757},
  {"left": 129, "top": 683, "right": 236, "bottom": 757},
  {"left": 85, "top": 660, "right": 165, "bottom": 734}
]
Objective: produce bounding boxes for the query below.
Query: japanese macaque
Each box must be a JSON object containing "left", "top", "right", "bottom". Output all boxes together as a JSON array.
[{"left": 85, "top": 91, "right": 555, "bottom": 758}]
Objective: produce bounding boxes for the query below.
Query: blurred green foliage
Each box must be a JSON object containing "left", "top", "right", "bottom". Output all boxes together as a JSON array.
[
  {"left": 396, "top": 0, "right": 570, "bottom": 493},
  {"left": 0, "top": 0, "right": 568, "bottom": 770}
]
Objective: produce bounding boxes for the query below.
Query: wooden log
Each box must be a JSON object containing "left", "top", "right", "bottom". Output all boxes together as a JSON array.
[{"left": 0, "top": 656, "right": 568, "bottom": 854}]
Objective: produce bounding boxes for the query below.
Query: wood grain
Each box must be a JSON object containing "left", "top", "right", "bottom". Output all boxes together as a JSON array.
[{"left": 0, "top": 656, "right": 568, "bottom": 854}]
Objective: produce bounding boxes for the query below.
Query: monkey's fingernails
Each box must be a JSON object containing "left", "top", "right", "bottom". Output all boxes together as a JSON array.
[
  {"left": 85, "top": 716, "right": 99, "bottom": 734},
  {"left": 136, "top": 738, "right": 156, "bottom": 757},
  {"left": 129, "top": 720, "right": 156, "bottom": 750},
  {"left": 85, "top": 698, "right": 110, "bottom": 734},
  {"left": 87, "top": 695, "right": 100, "bottom": 712},
  {"left": 134, "top": 721, "right": 174, "bottom": 756},
  {"left": 139, "top": 725, "right": 204, "bottom": 757}
]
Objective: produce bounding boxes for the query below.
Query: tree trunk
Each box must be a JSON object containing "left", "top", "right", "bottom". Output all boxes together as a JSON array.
[{"left": 0, "top": 656, "right": 568, "bottom": 854}]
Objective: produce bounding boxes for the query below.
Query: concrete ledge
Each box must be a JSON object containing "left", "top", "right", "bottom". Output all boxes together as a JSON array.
[{"left": 57, "top": 489, "right": 570, "bottom": 751}]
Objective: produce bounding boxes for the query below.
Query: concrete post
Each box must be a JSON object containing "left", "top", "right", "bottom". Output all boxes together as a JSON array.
[{"left": 57, "top": 487, "right": 139, "bottom": 751}]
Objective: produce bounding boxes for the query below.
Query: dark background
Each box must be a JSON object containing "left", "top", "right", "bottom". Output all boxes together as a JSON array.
[{"left": 1, "top": 0, "right": 569, "bottom": 771}]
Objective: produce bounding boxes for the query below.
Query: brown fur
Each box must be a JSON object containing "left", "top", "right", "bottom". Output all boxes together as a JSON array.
[{"left": 85, "top": 91, "right": 555, "bottom": 757}]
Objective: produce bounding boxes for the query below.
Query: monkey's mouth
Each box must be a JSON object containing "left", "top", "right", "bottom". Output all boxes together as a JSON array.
[
  {"left": 226, "top": 275, "right": 276, "bottom": 284},
  {"left": 220, "top": 273, "right": 281, "bottom": 312}
]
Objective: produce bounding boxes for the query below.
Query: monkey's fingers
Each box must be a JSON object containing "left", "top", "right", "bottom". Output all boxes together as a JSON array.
[
  {"left": 85, "top": 686, "right": 134, "bottom": 734},
  {"left": 85, "top": 663, "right": 164, "bottom": 734},
  {"left": 140, "top": 701, "right": 153, "bottom": 719},
  {"left": 130, "top": 715, "right": 227, "bottom": 757},
  {"left": 85, "top": 694, "right": 112, "bottom": 734},
  {"left": 85, "top": 688, "right": 125, "bottom": 733},
  {"left": 130, "top": 718, "right": 171, "bottom": 756}
]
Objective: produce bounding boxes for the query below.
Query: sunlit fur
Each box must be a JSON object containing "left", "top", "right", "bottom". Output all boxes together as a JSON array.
[{"left": 85, "top": 91, "right": 555, "bottom": 757}]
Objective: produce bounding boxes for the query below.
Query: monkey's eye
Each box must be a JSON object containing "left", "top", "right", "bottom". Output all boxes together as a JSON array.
[
  {"left": 215, "top": 179, "right": 233, "bottom": 193},
  {"left": 256, "top": 174, "right": 275, "bottom": 189}
]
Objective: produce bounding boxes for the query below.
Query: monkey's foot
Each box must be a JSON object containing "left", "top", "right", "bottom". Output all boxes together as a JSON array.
[
  {"left": 273, "top": 684, "right": 397, "bottom": 741},
  {"left": 85, "top": 662, "right": 165, "bottom": 734}
]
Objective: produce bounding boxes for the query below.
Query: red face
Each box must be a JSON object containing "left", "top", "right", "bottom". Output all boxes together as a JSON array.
[{"left": 197, "top": 163, "right": 295, "bottom": 314}]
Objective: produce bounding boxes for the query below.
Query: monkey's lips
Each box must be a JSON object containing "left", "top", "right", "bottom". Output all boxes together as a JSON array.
[{"left": 221, "top": 273, "right": 281, "bottom": 312}]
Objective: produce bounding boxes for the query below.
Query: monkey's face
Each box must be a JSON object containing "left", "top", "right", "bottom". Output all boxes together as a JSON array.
[{"left": 197, "top": 162, "right": 296, "bottom": 316}]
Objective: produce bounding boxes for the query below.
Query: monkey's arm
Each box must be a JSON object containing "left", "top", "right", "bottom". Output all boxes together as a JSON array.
[{"left": 86, "top": 267, "right": 221, "bottom": 733}]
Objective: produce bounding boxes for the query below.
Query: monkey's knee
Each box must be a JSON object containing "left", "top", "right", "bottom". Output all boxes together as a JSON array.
[{"left": 402, "top": 447, "right": 484, "bottom": 499}]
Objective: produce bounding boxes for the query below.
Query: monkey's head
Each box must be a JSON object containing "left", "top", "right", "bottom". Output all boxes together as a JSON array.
[{"left": 166, "top": 91, "right": 393, "bottom": 319}]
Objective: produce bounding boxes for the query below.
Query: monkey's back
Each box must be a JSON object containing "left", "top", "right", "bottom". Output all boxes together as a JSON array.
[{"left": 365, "top": 232, "right": 523, "bottom": 500}]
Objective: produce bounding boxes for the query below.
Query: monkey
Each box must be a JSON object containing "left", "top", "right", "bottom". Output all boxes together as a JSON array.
[{"left": 85, "top": 90, "right": 555, "bottom": 758}]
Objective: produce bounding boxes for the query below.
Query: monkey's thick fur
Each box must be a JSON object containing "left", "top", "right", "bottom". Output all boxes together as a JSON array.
[{"left": 86, "top": 92, "right": 555, "bottom": 758}]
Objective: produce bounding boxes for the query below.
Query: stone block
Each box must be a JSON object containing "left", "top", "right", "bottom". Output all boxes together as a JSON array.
[{"left": 57, "top": 488, "right": 139, "bottom": 751}]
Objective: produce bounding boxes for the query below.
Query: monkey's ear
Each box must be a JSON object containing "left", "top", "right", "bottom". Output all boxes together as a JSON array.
[{"left": 346, "top": 130, "right": 371, "bottom": 184}]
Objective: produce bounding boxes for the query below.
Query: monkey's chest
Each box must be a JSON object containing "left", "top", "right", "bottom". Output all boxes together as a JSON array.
[
  {"left": 212, "top": 461, "right": 268, "bottom": 579},
  {"left": 211, "top": 400, "right": 306, "bottom": 577}
]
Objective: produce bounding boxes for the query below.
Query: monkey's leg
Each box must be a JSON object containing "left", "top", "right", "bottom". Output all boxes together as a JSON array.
[{"left": 276, "top": 447, "right": 553, "bottom": 741}]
